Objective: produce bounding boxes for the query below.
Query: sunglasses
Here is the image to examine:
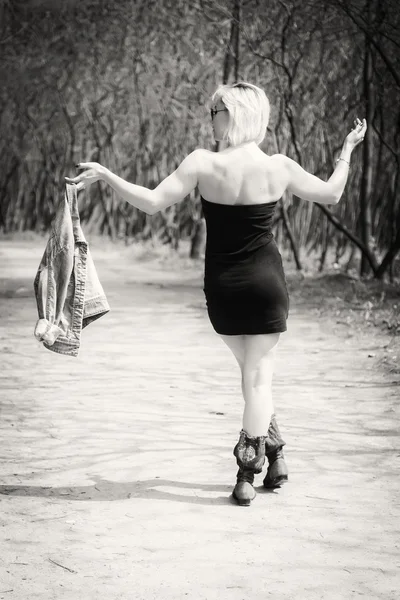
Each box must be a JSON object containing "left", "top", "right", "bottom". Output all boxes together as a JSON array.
[{"left": 210, "top": 107, "right": 228, "bottom": 119}]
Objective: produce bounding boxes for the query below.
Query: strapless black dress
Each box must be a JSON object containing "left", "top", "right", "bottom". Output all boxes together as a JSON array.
[{"left": 201, "top": 197, "right": 289, "bottom": 335}]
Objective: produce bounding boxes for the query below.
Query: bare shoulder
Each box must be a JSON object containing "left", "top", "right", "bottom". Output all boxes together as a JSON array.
[
  {"left": 191, "top": 148, "right": 214, "bottom": 160},
  {"left": 268, "top": 153, "right": 290, "bottom": 167},
  {"left": 268, "top": 154, "right": 303, "bottom": 181},
  {"left": 266, "top": 153, "right": 292, "bottom": 179},
  {"left": 270, "top": 153, "right": 302, "bottom": 172},
  {"left": 188, "top": 148, "right": 214, "bottom": 172},
  {"left": 175, "top": 149, "right": 210, "bottom": 175}
]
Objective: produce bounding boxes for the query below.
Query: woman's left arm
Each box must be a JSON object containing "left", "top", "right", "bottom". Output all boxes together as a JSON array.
[{"left": 65, "top": 150, "right": 201, "bottom": 216}]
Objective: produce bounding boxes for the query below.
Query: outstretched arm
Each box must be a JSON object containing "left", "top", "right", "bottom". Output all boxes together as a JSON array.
[
  {"left": 283, "top": 118, "right": 367, "bottom": 205},
  {"left": 65, "top": 149, "right": 201, "bottom": 216}
]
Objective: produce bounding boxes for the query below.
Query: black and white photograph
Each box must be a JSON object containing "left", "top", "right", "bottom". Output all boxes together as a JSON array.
[{"left": 0, "top": 0, "right": 399, "bottom": 598}]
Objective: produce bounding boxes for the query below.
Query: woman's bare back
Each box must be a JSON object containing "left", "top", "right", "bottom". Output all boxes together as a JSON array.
[{"left": 197, "top": 145, "right": 288, "bottom": 206}]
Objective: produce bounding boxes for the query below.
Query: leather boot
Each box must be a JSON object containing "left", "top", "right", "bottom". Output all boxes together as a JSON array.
[
  {"left": 263, "top": 414, "right": 289, "bottom": 489},
  {"left": 233, "top": 468, "right": 256, "bottom": 506},
  {"left": 233, "top": 430, "right": 266, "bottom": 506}
]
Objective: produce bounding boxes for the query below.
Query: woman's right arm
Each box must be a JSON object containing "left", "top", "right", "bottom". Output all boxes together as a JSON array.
[{"left": 282, "top": 118, "right": 367, "bottom": 205}]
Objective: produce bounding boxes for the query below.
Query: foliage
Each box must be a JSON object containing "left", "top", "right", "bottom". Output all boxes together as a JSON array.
[{"left": 1, "top": 0, "right": 399, "bottom": 279}]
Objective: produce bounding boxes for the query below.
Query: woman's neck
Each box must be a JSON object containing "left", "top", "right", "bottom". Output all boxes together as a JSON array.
[{"left": 221, "top": 141, "right": 258, "bottom": 154}]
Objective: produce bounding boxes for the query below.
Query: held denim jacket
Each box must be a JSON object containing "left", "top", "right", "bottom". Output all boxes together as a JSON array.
[{"left": 34, "top": 183, "right": 110, "bottom": 357}]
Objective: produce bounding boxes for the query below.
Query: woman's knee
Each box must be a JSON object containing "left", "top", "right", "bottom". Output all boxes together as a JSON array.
[{"left": 242, "top": 362, "right": 274, "bottom": 390}]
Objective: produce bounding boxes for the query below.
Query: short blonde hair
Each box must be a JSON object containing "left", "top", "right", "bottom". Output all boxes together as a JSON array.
[{"left": 211, "top": 82, "right": 270, "bottom": 147}]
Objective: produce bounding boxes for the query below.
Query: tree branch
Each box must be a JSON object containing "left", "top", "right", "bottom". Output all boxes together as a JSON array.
[
  {"left": 314, "top": 201, "right": 379, "bottom": 272},
  {"left": 335, "top": 0, "right": 400, "bottom": 89}
]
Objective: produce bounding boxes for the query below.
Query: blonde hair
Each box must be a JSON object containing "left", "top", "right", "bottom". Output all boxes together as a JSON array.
[{"left": 211, "top": 82, "right": 270, "bottom": 147}]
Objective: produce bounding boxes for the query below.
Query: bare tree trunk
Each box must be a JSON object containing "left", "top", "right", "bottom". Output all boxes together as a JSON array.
[
  {"left": 375, "top": 167, "right": 400, "bottom": 279},
  {"left": 222, "top": 0, "right": 241, "bottom": 84},
  {"left": 233, "top": 0, "right": 241, "bottom": 82},
  {"left": 359, "top": 1, "right": 375, "bottom": 276},
  {"left": 375, "top": 227, "right": 400, "bottom": 279},
  {"left": 318, "top": 218, "right": 330, "bottom": 272},
  {"left": 345, "top": 245, "right": 358, "bottom": 273},
  {"left": 190, "top": 218, "right": 206, "bottom": 259}
]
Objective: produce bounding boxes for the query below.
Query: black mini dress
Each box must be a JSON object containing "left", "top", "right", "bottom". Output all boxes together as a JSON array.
[{"left": 201, "top": 197, "right": 289, "bottom": 336}]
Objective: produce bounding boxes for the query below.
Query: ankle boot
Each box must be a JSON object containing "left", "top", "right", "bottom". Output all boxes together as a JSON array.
[
  {"left": 233, "top": 430, "right": 267, "bottom": 506},
  {"left": 263, "top": 415, "right": 289, "bottom": 489},
  {"left": 233, "top": 468, "right": 256, "bottom": 506}
]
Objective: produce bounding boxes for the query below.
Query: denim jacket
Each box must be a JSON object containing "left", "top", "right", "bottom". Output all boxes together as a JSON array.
[{"left": 34, "top": 183, "right": 110, "bottom": 357}]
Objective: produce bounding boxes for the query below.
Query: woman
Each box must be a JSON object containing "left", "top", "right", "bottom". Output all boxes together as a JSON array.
[{"left": 65, "top": 82, "right": 367, "bottom": 506}]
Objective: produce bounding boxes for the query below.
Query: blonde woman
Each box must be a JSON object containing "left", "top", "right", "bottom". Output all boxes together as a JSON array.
[{"left": 66, "top": 82, "right": 367, "bottom": 506}]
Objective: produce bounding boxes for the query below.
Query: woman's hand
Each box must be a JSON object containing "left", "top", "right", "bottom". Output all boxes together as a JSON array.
[
  {"left": 345, "top": 117, "right": 367, "bottom": 148},
  {"left": 65, "top": 162, "right": 106, "bottom": 191}
]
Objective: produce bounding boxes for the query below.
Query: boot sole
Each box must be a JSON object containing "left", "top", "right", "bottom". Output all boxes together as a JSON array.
[
  {"left": 232, "top": 490, "right": 255, "bottom": 506},
  {"left": 263, "top": 475, "right": 288, "bottom": 489}
]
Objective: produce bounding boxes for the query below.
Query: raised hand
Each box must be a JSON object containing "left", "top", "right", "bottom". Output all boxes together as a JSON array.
[
  {"left": 65, "top": 162, "right": 105, "bottom": 191},
  {"left": 345, "top": 117, "right": 367, "bottom": 148}
]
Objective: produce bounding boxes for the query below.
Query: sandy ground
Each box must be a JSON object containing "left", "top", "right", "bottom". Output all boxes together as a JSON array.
[{"left": 0, "top": 238, "right": 399, "bottom": 600}]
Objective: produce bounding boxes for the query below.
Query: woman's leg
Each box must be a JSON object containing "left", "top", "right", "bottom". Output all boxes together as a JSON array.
[
  {"left": 219, "top": 332, "right": 286, "bottom": 504},
  {"left": 241, "top": 333, "right": 280, "bottom": 437},
  {"left": 219, "top": 332, "right": 280, "bottom": 433},
  {"left": 219, "top": 333, "right": 245, "bottom": 369},
  {"left": 241, "top": 332, "right": 288, "bottom": 488},
  {"left": 219, "top": 334, "right": 245, "bottom": 397}
]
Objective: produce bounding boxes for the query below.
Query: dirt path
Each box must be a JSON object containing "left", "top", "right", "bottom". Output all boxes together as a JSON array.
[{"left": 0, "top": 239, "right": 399, "bottom": 600}]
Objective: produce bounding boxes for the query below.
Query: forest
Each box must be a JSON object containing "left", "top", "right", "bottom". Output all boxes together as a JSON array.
[{"left": 1, "top": 0, "right": 399, "bottom": 279}]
